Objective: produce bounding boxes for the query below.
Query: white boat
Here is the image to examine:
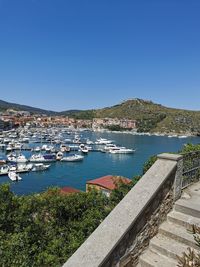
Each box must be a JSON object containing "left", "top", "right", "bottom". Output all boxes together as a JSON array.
[
  {"left": 33, "top": 146, "right": 41, "bottom": 152},
  {"left": 61, "top": 154, "right": 84, "bottom": 162},
  {"left": 13, "top": 143, "right": 22, "bottom": 150},
  {"left": 109, "top": 147, "right": 135, "bottom": 154},
  {"left": 9, "top": 165, "right": 17, "bottom": 172},
  {"left": 17, "top": 164, "right": 33, "bottom": 172},
  {"left": 32, "top": 163, "right": 50, "bottom": 172},
  {"left": 30, "top": 153, "right": 56, "bottom": 162},
  {"left": 16, "top": 154, "right": 28, "bottom": 163},
  {"left": 0, "top": 165, "right": 9, "bottom": 175},
  {"left": 102, "top": 144, "right": 121, "bottom": 152},
  {"left": 22, "top": 137, "right": 30, "bottom": 143},
  {"left": 60, "top": 144, "right": 70, "bottom": 152},
  {"left": 56, "top": 151, "right": 63, "bottom": 160},
  {"left": 7, "top": 153, "right": 17, "bottom": 162},
  {"left": 8, "top": 171, "right": 22, "bottom": 181},
  {"left": 3, "top": 138, "right": 10, "bottom": 144},
  {"left": 29, "top": 154, "right": 46, "bottom": 162},
  {"left": 178, "top": 135, "right": 188, "bottom": 138},
  {"left": 6, "top": 145, "right": 13, "bottom": 152},
  {"left": 79, "top": 144, "right": 89, "bottom": 153},
  {"left": 7, "top": 153, "right": 28, "bottom": 163},
  {"left": 95, "top": 138, "right": 113, "bottom": 145},
  {"left": 41, "top": 144, "right": 48, "bottom": 150}
]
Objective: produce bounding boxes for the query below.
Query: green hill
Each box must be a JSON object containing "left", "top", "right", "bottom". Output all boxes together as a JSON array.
[
  {"left": 1, "top": 98, "right": 200, "bottom": 134},
  {"left": 64, "top": 99, "right": 200, "bottom": 134}
]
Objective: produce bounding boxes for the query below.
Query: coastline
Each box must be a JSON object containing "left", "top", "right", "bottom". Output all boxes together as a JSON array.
[{"left": 90, "top": 128, "right": 198, "bottom": 138}]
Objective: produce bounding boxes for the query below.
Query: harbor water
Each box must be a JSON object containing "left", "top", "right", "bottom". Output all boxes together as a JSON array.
[{"left": 0, "top": 131, "right": 199, "bottom": 195}]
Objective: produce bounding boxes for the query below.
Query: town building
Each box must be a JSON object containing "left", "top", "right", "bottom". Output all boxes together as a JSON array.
[
  {"left": 92, "top": 118, "right": 137, "bottom": 130},
  {"left": 60, "top": 186, "right": 81, "bottom": 195},
  {"left": 86, "top": 175, "right": 132, "bottom": 197}
]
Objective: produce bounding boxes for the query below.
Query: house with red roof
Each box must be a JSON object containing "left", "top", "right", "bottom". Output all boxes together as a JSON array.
[
  {"left": 60, "top": 186, "right": 81, "bottom": 195},
  {"left": 86, "top": 175, "right": 132, "bottom": 197}
]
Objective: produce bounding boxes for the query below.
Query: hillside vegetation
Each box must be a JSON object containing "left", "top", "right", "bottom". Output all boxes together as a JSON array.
[
  {"left": 65, "top": 99, "right": 200, "bottom": 134},
  {"left": 1, "top": 98, "right": 200, "bottom": 134}
]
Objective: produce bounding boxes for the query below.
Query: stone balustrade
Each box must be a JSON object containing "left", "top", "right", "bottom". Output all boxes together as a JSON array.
[{"left": 63, "top": 153, "right": 183, "bottom": 267}]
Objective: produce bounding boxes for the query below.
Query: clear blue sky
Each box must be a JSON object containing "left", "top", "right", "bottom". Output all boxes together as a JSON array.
[{"left": 0, "top": 0, "right": 200, "bottom": 111}]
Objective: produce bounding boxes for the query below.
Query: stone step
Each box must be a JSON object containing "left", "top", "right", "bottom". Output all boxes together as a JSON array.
[
  {"left": 159, "top": 221, "right": 200, "bottom": 250},
  {"left": 167, "top": 210, "right": 200, "bottom": 230},
  {"left": 150, "top": 233, "right": 195, "bottom": 261},
  {"left": 175, "top": 197, "right": 200, "bottom": 218},
  {"left": 139, "top": 249, "right": 177, "bottom": 267},
  {"left": 184, "top": 183, "right": 200, "bottom": 197}
]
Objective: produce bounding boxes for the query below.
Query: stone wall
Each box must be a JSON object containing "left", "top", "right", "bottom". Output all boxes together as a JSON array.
[
  {"left": 119, "top": 184, "right": 174, "bottom": 266},
  {"left": 63, "top": 154, "right": 183, "bottom": 267}
]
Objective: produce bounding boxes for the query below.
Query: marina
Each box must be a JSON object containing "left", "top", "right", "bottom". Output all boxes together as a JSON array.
[{"left": 0, "top": 127, "right": 199, "bottom": 195}]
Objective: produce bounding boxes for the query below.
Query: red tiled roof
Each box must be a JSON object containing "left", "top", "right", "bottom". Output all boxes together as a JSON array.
[
  {"left": 60, "top": 187, "right": 81, "bottom": 194},
  {"left": 87, "top": 175, "right": 131, "bottom": 190}
]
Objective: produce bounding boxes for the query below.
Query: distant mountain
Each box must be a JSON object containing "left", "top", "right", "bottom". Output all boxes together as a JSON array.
[
  {"left": 0, "top": 99, "right": 84, "bottom": 116},
  {"left": 0, "top": 99, "right": 58, "bottom": 115}
]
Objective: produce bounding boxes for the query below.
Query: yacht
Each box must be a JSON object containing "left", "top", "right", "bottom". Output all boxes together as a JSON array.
[
  {"left": 17, "top": 164, "right": 33, "bottom": 172},
  {"left": 101, "top": 144, "right": 121, "bottom": 152},
  {"left": 16, "top": 154, "right": 28, "bottom": 163},
  {"left": 109, "top": 147, "right": 135, "bottom": 154},
  {"left": 32, "top": 163, "right": 50, "bottom": 172},
  {"left": 61, "top": 154, "right": 84, "bottom": 162},
  {"left": 7, "top": 153, "right": 28, "bottom": 163},
  {"left": 29, "top": 154, "right": 46, "bottom": 162},
  {"left": 95, "top": 138, "right": 113, "bottom": 145}
]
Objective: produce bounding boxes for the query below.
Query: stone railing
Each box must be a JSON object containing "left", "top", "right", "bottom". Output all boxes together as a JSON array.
[
  {"left": 182, "top": 150, "right": 200, "bottom": 189},
  {"left": 63, "top": 153, "right": 183, "bottom": 267}
]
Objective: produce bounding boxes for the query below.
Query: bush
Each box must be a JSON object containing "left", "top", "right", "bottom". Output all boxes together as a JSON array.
[
  {"left": 177, "top": 225, "right": 200, "bottom": 267},
  {"left": 0, "top": 187, "right": 111, "bottom": 267}
]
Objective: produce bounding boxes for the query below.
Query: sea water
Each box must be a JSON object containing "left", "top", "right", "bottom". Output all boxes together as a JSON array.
[{"left": 0, "top": 131, "right": 199, "bottom": 195}]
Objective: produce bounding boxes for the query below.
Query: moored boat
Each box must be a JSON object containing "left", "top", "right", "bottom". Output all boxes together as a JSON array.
[
  {"left": 79, "top": 144, "right": 89, "bottom": 153},
  {"left": 56, "top": 151, "right": 63, "bottom": 161},
  {"left": 7, "top": 153, "right": 28, "bottom": 163},
  {"left": 95, "top": 138, "right": 113, "bottom": 145},
  {"left": 32, "top": 163, "right": 50, "bottom": 172},
  {"left": 0, "top": 165, "right": 10, "bottom": 175},
  {"left": 8, "top": 171, "right": 22, "bottom": 181},
  {"left": 29, "top": 154, "right": 46, "bottom": 162},
  {"left": 61, "top": 154, "right": 84, "bottom": 162},
  {"left": 109, "top": 147, "right": 135, "bottom": 154}
]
